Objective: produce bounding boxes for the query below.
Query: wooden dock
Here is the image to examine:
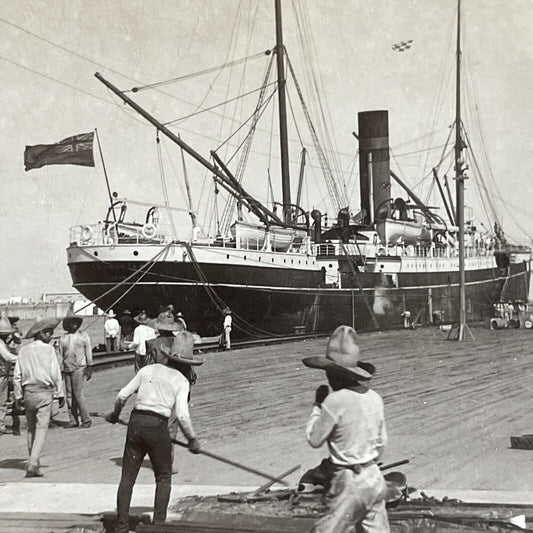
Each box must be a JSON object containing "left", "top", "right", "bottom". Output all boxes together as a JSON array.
[{"left": 1, "top": 325, "right": 533, "bottom": 529}]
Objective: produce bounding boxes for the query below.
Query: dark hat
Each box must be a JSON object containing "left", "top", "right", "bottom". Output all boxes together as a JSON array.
[
  {"left": 161, "top": 331, "right": 203, "bottom": 366},
  {"left": 62, "top": 309, "right": 83, "bottom": 330},
  {"left": 302, "top": 325, "right": 375, "bottom": 380},
  {"left": 0, "top": 312, "right": 16, "bottom": 335},
  {"left": 122, "top": 310, "right": 131, "bottom": 315},
  {"left": 134, "top": 311, "right": 150, "bottom": 325},
  {"left": 25, "top": 317, "right": 61, "bottom": 339},
  {"left": 8, "top": 316, "right": 20, "bottom": 325}
]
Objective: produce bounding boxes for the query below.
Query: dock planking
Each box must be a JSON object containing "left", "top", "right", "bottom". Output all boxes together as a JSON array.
[{"left": 0, "top": 325, "right": 532, "bottom": 496}]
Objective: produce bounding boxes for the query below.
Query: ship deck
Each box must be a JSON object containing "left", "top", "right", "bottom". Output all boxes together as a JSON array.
[{"left": 1, "top": 325, "right": 533, "bottom": 530}]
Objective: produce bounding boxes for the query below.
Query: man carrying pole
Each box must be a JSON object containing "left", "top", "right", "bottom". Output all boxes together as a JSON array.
[{"left": 105, "top": 330, "right": 202, "bottom": 533}]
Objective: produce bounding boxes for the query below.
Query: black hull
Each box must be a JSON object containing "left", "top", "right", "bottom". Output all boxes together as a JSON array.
[{"left": 68, "top": 258, "right": 530, "bottom": 337}]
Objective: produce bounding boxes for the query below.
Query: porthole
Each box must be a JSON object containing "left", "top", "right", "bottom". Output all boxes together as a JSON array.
[
  {"left": 272, "top": 258, "right": 274, "bottom": 263},
  {"left": 258, "top": 257, "right": 261, "bottom": 262},
  {"left": 94, "top": 251, "right": 98, "bottom": 257},
  {"left": 227, "top": 254, "right": 230, "bottom": 259},
  {"left": 244, "top": 255, "right": 247, "bottom": 260},
  {"left": 133, "top": 251, "right": 139, "bottom": 256},
  {"left": 329, "top": 264, "right": 333, "bottom": 268}
]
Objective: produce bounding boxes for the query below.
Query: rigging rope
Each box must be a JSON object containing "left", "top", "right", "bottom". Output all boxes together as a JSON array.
[
  {"left": 128, "top": 51, "right": 270, "bottom": 93},
  {"left": 163, "top": 82, "right": 277, "bottom": 127},
  {"left": 156, "top": 132, "right": 178, "bottom": 239},
  {"left": 285, "top": 52, "right": 344, "bottom": 214}
]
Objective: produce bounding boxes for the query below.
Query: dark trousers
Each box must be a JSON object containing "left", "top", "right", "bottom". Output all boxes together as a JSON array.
[{"left": 116, "top": 411, "right": 172, "bottom": 533}]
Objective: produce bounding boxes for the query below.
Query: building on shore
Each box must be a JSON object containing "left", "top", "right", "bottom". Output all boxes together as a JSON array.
[{"left": 0, "top": 292, "right": 102, "bottom": 320}]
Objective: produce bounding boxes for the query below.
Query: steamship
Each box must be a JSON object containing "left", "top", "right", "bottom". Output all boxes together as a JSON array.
[{"left": 67, "top": 1, "right": 530, "bottom": 337}]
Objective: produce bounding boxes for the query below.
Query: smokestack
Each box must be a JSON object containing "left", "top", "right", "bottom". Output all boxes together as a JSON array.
[{"left": 357, "top": 111, "right": 391, "bottom": 224}]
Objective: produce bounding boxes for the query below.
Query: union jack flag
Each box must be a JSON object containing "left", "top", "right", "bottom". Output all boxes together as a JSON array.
[
  {"left": 24, "top": 132, "right": 95, "bottom": 171},
  {"left": 392, "top": 40, "right": 413, "bottom": 52}
]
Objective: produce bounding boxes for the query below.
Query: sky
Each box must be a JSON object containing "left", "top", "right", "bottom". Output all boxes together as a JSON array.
[{"left": 1, "top": 0, "right": 533, "bottom": 299}]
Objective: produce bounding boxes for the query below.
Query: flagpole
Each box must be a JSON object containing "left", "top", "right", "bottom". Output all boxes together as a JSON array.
[{"left": 94, "top": 128, "right": 117, "bottom": 223}]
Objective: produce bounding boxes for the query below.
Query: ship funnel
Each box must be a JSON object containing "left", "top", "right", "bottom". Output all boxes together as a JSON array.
[{"left": 357, "top": 111, "right": 391, "bottom": 224}]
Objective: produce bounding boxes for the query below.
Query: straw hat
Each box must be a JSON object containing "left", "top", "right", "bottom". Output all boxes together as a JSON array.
[
  {"left": 149, "top": 311, "right": 182, "bottom": 332},
  {"left": 302, "top": 325, "right": 375, "bottom": 380},
  {"left": 222, "top": 307, "right": 232, "bottom": 315},
  {"left": 25, "top": 317, "right": 61, "bottom": 339},
  {"left": 107, "top": 309, "right": 117, "bottom": 318},
  {"left": 161, "top": 331, "right": 203, "bottom": 366},
  {"left": 0, "top": 312, "right": 16, "bottom": 335}
]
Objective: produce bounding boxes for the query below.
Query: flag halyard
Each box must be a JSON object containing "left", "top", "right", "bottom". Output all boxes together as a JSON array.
[{"left": 24, "top": 132, "right": 95, "bottom": 171}]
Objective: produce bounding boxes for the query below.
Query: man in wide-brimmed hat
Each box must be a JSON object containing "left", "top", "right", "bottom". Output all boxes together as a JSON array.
[
  {"left": 0, "top": 312, "right": 19, "bottom": 435},
  {"left": 59, "top": 312, "right": 93, "bottom": 428},
  {"left": 302, "top": 325, "right": 389, "bottom": 533},
  {"left": 146, "top": 311, "right": 183, "bottom": 366},
  {"left": 129, "top": 310, "right": 156, "bottom": 372},
  {"left": 105, "top": 329, "right": 202, "bottom": 533},
  {"left": 13, "top": 317, "right": 65, "bottom": 477},
  {"left": 160, "top": 330, "right": 201, "bottom": 474}
]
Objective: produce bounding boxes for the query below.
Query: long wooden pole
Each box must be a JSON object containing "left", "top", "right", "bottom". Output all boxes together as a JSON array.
[
  {"left": 275, "top": 0, "right": 292, "bottom": 224},
  {"left": 455, "top": 0, "right": 467, "bottom": 341},
  {"left": 91, "top": 412, "right": 289, "bottom": 485}
]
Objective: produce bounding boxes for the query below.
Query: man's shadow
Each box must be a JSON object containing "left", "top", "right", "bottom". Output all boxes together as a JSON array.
[
  {"left": 0, "top": 458, "right": 28, "bottom": 471},
  {"left": 110, "top": 457, "right": 153, "bottom": 470}
]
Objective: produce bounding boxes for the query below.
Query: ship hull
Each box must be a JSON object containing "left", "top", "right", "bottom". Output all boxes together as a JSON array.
[{"left": 68, "top": 248, "right": 530, "bottom": 337}]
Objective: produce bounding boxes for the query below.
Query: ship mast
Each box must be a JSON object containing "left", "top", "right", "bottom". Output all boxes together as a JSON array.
[
  {"left": 454, "top": 0, "right": 469, "bottom": 341},
  {"left": 275, "top": 0, "right": 292, "bottom": 225}
]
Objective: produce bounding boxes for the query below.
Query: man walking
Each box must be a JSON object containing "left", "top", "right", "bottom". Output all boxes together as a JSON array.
[
  {"left": 13, "top": 318, "right": 65, "bottom": 477},
  {"left": 59, "top": 313, "right": 93, "bottom": 428},
  {"left": 302, "top": 325, "right": 389, "bottom": 533},
  {"left": 0, "top": 313, "right": 18, "bottom": 435},
  {"left": 104, "top": 310, "right": 120, "bottom": 352},
  {"left": 105, "top": 329, "right": 202, "bottom": 533}
]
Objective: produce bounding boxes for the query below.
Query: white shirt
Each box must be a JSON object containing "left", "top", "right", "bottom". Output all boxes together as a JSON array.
[
  {"left": 117, "top": 363, "right": 195, "bottom": 440},
  {"left": 223, "top": 315, "right": 232, "bottom": 330},
  {"left": 105, "top": 318, "right": 120, "bottom": 337},
  {"left": 306, "top": 387, "right": 387, "bottom": 466},
  {"left": 130, "top": 324, "right": 157, "bottom": 355},
  {"left": 13, "top": 340, "right": 64, "bottom": 400}
]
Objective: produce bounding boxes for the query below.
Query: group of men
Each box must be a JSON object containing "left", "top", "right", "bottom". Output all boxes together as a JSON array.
[
  {"left": 104, "top": 321, "right": 390, "bottom": 533},
  {"left": 0, "top": 310, "right": 94, "bottom": 477},
  {"left": 2, "top": 302, "right": 388, "bottom": 532}
]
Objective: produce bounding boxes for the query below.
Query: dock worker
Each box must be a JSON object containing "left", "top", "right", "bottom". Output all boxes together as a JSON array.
[
  {"left": 13, "top": 318, "right": 65, "bottom": 478},
  {"left": 118, "top": 310, "right": 135, "bottom": 346},
  {"left": 302, "top": 325, "right": 389, "bottom": 533},
  {"left": 59, "top": 313, "right": 93, "bottom": 428},
  {"left": 146, "top": 311, "right": 182, "bottom": 365},
  {"left": 104, "top": 310, "right": 121, "bottom": 352},
  {"left": 129, "top": 310, "right": 156, "bottom": 372},
  {"left": 222, "top": 307, "right": 232, "bottom": 350},
  {"left": 105, "top": 329, "right": 202, "bottom": 533},
  {"left": 0, "top": 313, "right": 19, "bottom": 435},
  {"left": 160, "top": 331, "right": 199, "bottom": 474}
]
